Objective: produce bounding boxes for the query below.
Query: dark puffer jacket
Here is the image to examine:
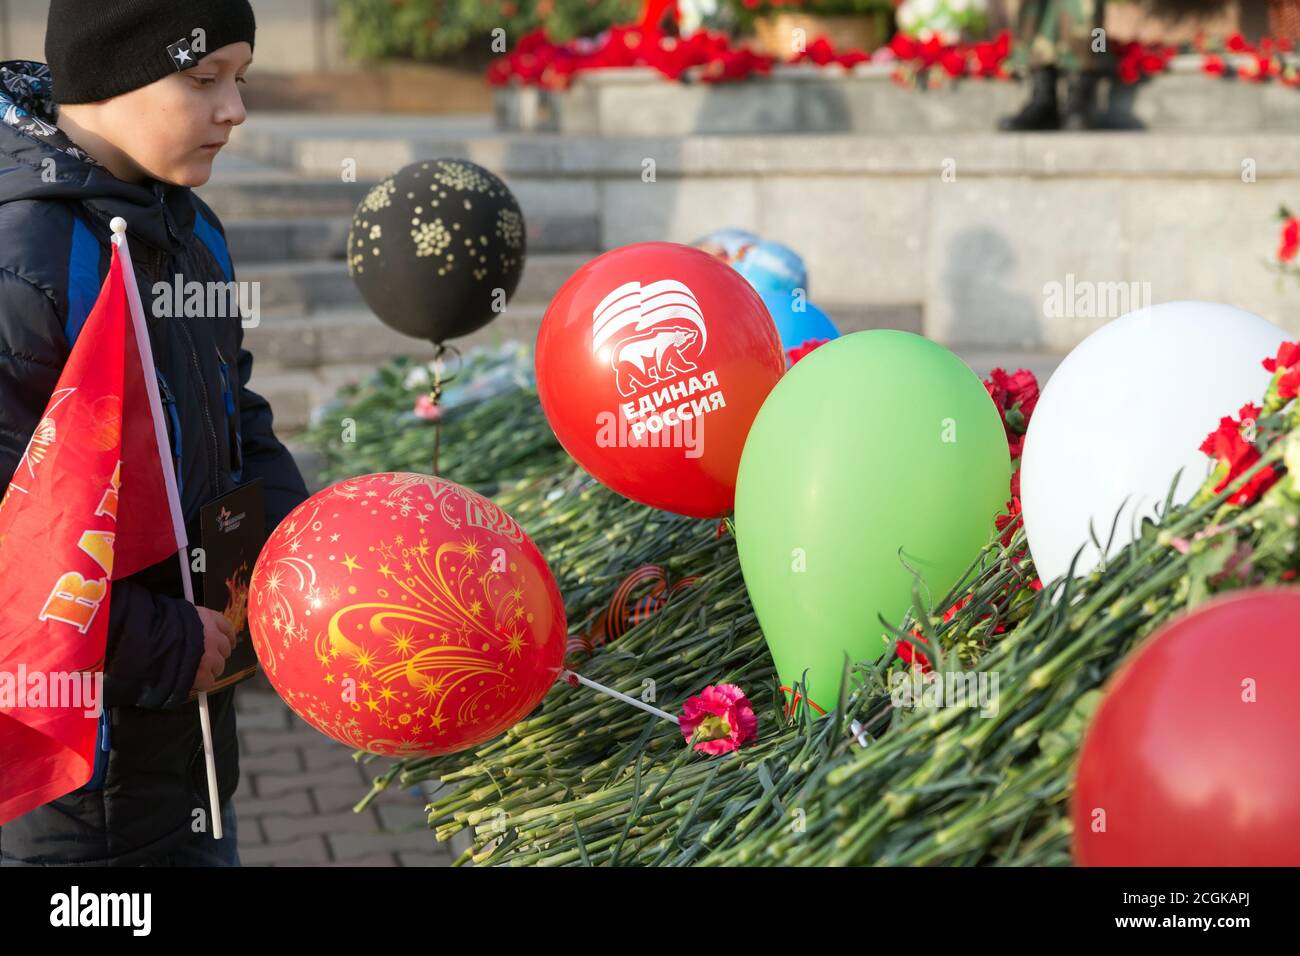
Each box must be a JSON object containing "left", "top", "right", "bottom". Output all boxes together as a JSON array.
[{"left": 0, "top": 61, "right": 308, "bottom": 865}]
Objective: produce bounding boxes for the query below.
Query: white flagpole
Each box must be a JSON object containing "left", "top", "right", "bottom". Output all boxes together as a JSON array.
[{"left": 110, "top": 217, "right": 224, "bottom": 841}]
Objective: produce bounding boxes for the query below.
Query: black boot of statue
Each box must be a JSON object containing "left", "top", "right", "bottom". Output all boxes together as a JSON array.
[
  {"left": 998, "top": 65, "right": 1060, "bottom": 131},
  {"left": 1062, "top": 71, "right": 1103, "bottom": 130}
]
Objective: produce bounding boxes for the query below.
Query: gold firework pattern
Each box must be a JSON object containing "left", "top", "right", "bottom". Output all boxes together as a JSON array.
[{"left": 249, "top": 473, "right": 562, "bottom": 756}]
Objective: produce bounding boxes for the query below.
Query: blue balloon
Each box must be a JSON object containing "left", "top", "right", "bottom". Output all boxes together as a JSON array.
[
  {"left": 690, "top": 228, "right": 760, "bottom": 265},
  {"left": 760, "top": 291, "right": 840, "bottom": 352},
  {"left": 734, "top": 240, "right": 809, "bottom": 299}
]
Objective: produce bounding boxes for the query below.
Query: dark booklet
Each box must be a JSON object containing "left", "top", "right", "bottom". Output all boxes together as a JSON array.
[{"left": 188, "top": 478, "right": 265, "bottom": 701}]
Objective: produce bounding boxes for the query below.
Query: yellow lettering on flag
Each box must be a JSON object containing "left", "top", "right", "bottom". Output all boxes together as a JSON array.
[
  {"left": 95, "top": 461, "right": 122, "bottom": 520},
  {"left": 78, "top": 530, "right": 115, "bottom": 578},
  {"left": 39, "top": 573, "right": 108, "bottom": 633}
]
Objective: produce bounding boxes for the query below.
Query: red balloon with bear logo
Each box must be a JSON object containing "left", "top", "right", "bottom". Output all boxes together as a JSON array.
[{"left": 536, "top": 242, "right": 784, "bottom": 518}]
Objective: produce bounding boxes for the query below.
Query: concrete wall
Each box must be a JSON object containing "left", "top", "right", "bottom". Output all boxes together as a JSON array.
[
  {"left": 497, "top": 60, "right": 1300, "bottom": 135},
  {"left": 228, "top": 117, "right": 1300, "bottom": 351}
]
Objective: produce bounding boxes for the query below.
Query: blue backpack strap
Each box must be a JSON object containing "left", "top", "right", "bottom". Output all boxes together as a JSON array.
[
  {"left": 64, "top": 217, "right": 185, "bottom": 493},
  {"left": 65, "top": 215, "right": 113, "bottom": 793},
  {"left": 64, "top": 215, "right": 102, "bottom": 344},
  {"left": 192, "top": 208, "right": 233, "bottom": 282},
  {"left": 194, "top": 208, "right": 243, "bottom": 485},
  {"left": 155, "top": 370, "right": 184, "bottom": 500},
  {"left": 84, "top": 712, "right": 111, "bottom": 791},
  {"left": 215, "top": 351, "right": 242, "bottom": 484}
]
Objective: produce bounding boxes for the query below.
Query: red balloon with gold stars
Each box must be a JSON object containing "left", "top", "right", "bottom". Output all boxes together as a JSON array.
[{"left": 248, "top": 472, "right": 567, "bottom": 756}]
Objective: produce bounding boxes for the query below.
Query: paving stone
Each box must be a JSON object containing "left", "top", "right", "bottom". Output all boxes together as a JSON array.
[
  {"left": 262, "top": 809, "right": 385, "bottom": 842},
  {"left": 311, "top": 783, "right": 387, "bottom": 814},
  {"left": 234, "top": 687, "right": 287, "bottom": 711},
  {"left": 232, "top": 789, "right": 314, "bottom": 818},
  {"left": 236, "top": 816, "right": 267, "bottom": 847},
  {"left": 309, "top": 853, "right": 401, "bottom": 867},
  {"left": 397, "top": 850, "right": 453, "bottom": 867},
  {"left": 255, "top": 764, "right": 369, "bottom": 798},
  {"left": 449, "top": 830, "right": 474, "bottom": 861},
  {"left": 240, "top": 834, "right": 330, "bottom": 866},
  {"left": 234, "top": 707, "right": 292, "bottom": 732},
  {"left": 376, "top": 802, "right": 432, "bottom": 832},
  {"left": 234, "top": 768, "right": 256, "bottom": 801},
  {"left": 327, "top": 829, "right": 443, "bottom": 860},
  {"left": 241, "top": 727, "right": 351, "bottom": 756},
  {"left": 301, "top": 743, "right": 368, "bottom": 771},
  {"left": 238, "top": 749, "right": 305, "bottom": 775}
]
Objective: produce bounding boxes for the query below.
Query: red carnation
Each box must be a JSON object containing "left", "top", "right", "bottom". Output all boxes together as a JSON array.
[
  {"left": 1139, "top": 52, "right": 1168, "bottom": 75},
  {"left": 943, "top": 594, "right": 971, "bottom": 624},
  {"left": 995, "top": 494, "right": 1024, "bottom": 547},
  {"left": 1225, "top": 32, "right": 1252, "bottom": 54},
  {"left": 897, "top": 634, "right": 932, "bottom": 673},
  {"left": 799, "top": 36, "right": 837, "bottom": 66},
  {"left": 1263, "top": 340, "right": 1300, "bottom": 402},
  {"left": 940, "top": 48, "right": 967, "bottom": 78},
  {"left": 679, "top": 684, "right": 758, "bottom": 755},
  {"left": 889, "top": 33, "right": 918, "bottom": 60},
  {"left": 787, "top": 338, "right": 829, "bottom": 365},
  {"left": 1278, "top": 217, "right": 1300, "bottom": 264},
  {"left": 1199, "top": 402, "right": 1279, "bottom": 505},
  {"left": 984, "top": 367, "right": 1040, "bottom": 460}
]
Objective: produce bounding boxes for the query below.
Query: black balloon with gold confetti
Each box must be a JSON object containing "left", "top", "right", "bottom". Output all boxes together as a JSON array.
[{"left": 347, "top": 159, "right": 526, "bottom": 344}]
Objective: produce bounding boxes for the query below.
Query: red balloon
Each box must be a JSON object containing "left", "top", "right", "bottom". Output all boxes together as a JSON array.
[
  {"left": 536, "top": 242, "right": 784, "bottom": 517},
  {"left": 248, "top": 472, "right": 566, "bottom": 757},
  {"left": 1072, "top": 588, "right": 1300, "bottom": 866}
]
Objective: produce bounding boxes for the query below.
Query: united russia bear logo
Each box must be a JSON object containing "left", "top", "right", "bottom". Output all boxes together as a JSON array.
[{"left": 591, "top": 279, "right": 707, "bottom": 398}]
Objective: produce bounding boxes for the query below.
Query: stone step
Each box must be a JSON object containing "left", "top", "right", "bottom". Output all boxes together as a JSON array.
[
  {"left": 494, "top": 57, "right": 1300, "bottom": 137},
  {"left": 244, "top": 305, "right": 548, "bottom": 371},
  {"left": 228, "top": 115, "right": 499, "bottom": 169},
  {"left": 956, "top": 348, "right": 1062, "bottom": 386},
  {"left": 204, "top": 187, "right": 597, "bottom": 255},
  {"left": 227, "top": 126, "right": 1300, "bottom": 181},
  {"left": 248, "top": 300, "right": 933, "bottom": 437},
  {"left": 240, "top": 252, "right": 594, "bottom": 316},
  {"left": 245, "top": 309, "right": 543, "bottom": 448},
  {"left": 224, "top": 217, "right": 352, "bottom": 264},
  {"left": 258, "top": 332, "right": 1063, "bottom": 451},
  {"left": 217, "top": 120, "right": 1300, "bottom": 354},
  {"left": 245, "top": 298, "right": 923, "bottom": 368},
  {"left": 196, "top": 178, "right": 375, "bottom": 220}
]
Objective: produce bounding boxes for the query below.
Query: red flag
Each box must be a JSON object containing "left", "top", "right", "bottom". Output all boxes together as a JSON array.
[{"left": 0, "top": 242, "right": 181, "bottom": 825}]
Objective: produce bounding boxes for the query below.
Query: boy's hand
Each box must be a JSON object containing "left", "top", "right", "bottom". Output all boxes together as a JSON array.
[{"left": 191, "top": 607, "right": 237, "bottom": 693}]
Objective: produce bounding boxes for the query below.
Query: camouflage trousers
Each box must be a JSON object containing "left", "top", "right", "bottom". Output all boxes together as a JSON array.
[{"left": 1013, "top": 0, "right": 1110, "bottom": 73}]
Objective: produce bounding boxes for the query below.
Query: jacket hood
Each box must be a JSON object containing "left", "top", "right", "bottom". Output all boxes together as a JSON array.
[{"left": 0, "top": 60, "right": 196, "bottom": 252}]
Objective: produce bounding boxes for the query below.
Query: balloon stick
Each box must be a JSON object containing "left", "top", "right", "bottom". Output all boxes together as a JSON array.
[
  {"left": 429, "top": 343, "right": 446, "bottom": 477},
  {"left": 559, "top": 668, "right": 680, "bottom": 724}
]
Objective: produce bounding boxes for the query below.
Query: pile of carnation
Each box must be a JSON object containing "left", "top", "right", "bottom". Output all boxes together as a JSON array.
[{"left": 302, "top": 340, "right": 1300, "bottom": 865}]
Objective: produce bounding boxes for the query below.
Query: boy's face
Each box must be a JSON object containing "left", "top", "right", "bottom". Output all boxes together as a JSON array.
[{"left": 89, "top": 42, "right": 252, "bottom": 188}]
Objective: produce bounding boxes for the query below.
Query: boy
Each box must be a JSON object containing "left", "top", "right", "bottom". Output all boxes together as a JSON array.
[{"left": 0, "top": 0, "right": 308, "bottom": 865}]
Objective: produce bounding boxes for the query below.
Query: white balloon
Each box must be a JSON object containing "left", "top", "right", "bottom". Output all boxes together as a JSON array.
[{"left": 1021, "top": 301, "right": 1288, "bottom": 583}]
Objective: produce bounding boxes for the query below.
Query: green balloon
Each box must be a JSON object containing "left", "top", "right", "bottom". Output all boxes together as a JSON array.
[{"left": 735, "top": 331, "right": 1011, "bottom": 715}]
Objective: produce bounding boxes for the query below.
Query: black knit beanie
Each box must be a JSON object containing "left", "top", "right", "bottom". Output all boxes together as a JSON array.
[{"left": 46, "top": 0, "right": 257, "bottom": 105}]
